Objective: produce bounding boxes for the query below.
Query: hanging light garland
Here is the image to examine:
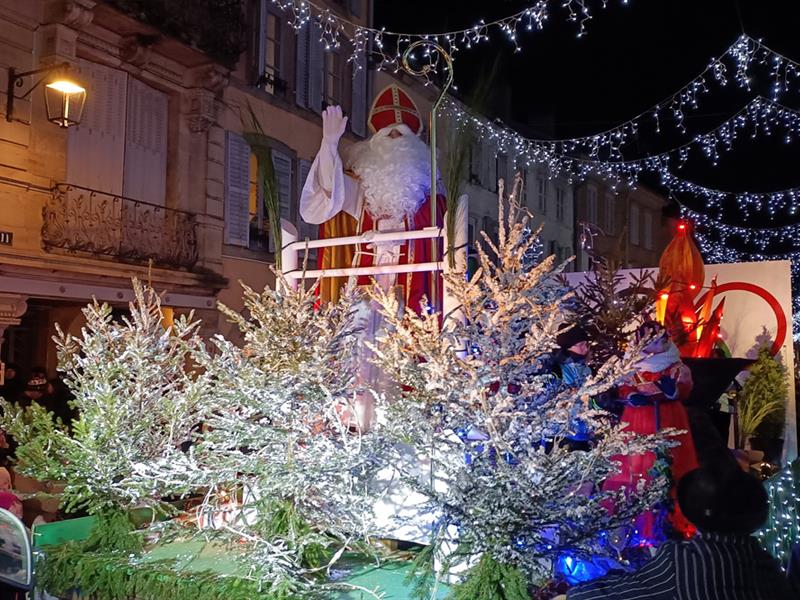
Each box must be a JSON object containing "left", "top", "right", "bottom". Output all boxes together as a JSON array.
[
  {"left": 681, "top": 206, "right": 800, "bottom": 251},
  {"left": 440, "top": 94, "right": 800, "bottom": 190},
  {"left": 270, "top": 0, "right": 630, "bottom": 71},
  {"left": 661, "top": 172, "right": 800, "bottom": 220}
]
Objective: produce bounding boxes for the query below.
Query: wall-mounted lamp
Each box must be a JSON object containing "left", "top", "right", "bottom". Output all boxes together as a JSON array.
[{"left": 6, "top": 62, "right": 86, "bottom": 128}]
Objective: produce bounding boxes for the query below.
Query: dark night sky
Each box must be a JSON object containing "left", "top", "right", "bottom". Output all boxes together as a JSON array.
[{"left": 375, "top": 0, "right": 800, "bottom": 228}]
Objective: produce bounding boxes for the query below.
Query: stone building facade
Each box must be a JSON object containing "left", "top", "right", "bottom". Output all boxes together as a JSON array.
[
  {"left": 573, "top": 177, "right": 671, "bottom": 271},
  {"left": 0, "top": 0, "right": 370, "bottom": 375}
]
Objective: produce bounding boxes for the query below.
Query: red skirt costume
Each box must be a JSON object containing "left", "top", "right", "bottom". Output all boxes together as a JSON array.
[{"left": 604, "top": 360, "right": 699, "bottom": 538}]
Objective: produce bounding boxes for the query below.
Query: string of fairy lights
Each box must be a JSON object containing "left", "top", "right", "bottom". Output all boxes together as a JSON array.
[
  {"left": 441, "top": 94, "right": 800, "bottom": 194},
  {"left": 270, "top": 0, "right": 630, "bottom": 71},
  {"left": 756, "top": 458, "right": 800, "bottom": 569},
  {"left": 660, "top": 172, "right": 800, "bottom": 219},
  {"left": 444, "top": 35, "right": 800, "bottom": 161},
  {"left": 272, "top": 0, "right": 800, "bottom": 333},
  {"left": 268, "top": 0, "right": 800, "bottom": 564}
]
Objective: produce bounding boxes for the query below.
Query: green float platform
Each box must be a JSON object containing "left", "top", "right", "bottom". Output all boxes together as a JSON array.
[{"left": 33, "top": 517, "right": 450, "bottom": 599}]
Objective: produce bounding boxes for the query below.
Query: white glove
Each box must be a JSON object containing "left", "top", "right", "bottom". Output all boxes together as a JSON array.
[{"left": 322, "top": 105, "right": 348, "bottom": 146}]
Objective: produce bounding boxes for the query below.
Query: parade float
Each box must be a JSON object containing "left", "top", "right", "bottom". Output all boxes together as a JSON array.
[
  {"left": 0, "top": 176, "right": 680, "bottom": 599},
  {"left": 0, "top": 20, "right": 796, "bottom": 596}
]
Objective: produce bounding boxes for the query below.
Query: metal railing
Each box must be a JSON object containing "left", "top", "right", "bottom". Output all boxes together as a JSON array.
[{"left": 42, "top": 183, "right": 198, "bottom": 270}]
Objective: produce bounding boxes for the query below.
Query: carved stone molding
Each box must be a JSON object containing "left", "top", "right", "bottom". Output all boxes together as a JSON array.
[
  {"left": 44, "top": 0, "right": 97, "bottom": 30},
  {"left": 191, "top": 64, "right": 229, "bottom": 94},
  {"left": 185, "top": 91, "right": 217, "bottom": 133},
  {"left": 120, "top": 34, "right": 159, "bottom": 68},
  {"left": 0, "top": 294, "right": 28, "bottom": 327}
]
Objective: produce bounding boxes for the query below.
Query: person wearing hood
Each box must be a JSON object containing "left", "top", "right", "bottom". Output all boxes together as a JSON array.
[{"left": 603, "top": 320, "right": 700, "bottom": 538}]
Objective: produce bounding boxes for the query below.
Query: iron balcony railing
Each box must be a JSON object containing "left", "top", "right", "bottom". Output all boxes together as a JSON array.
[{"left": 42, "top": 183, "right": 198, "bottom": 270}]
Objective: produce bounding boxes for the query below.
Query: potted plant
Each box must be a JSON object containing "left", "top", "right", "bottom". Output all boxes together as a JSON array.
[{"left": 738, "top": 345, "right": 787, "bottom": 463}]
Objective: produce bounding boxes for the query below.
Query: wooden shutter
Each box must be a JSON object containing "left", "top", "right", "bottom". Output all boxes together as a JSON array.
[
  {"left": 470, "top": 142, "right": 481, "bottom": 185},
  {"left": 643, "top": 211, "right": 653, "bottom": 250},
  {"left": 298, "top": 159, "right": 312, "bottom": 222},
  {"left": 295, "top": 22, "right": 309, "bottom": 107},
  {"left": 483, "top": 141, "right": 497, "bottom": 191},
  {"left": 123, "top": 78, "right": 168, "bottom": 205},
  {"left": 297, "top": 159, "right": 317, "bottom": 262},
  {"left": 66, "top": 59, "right": 127, "bottom": 195},
  {"left": 308, "top": 21, "right": 324, "bottom": 113},
  {"left": 350, "top": 54, "right": 368, "bottom": 137},
  {"left": 630, "top": 204, "right": 640, "bottom": 246},
  {"left": 256, "top": 0, "right": 268, "bottom": 81},
  {"left": 224, "top": 131, "right": 250, "bottom": 247},
  {"left": 271, "top": 149, "right": 293, "bottom": 221}
]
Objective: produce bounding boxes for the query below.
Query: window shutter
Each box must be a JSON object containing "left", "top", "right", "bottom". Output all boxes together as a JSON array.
[
  {"left": 295, "top": 22, "right": 310, "bottom": 107},
  {"left": 470, "top": 142, "right": 481, "bottom": 185},
  {"left": 224, "top": 131, "right": 251, "bottom": 247},
  {"left": 122, "top": 78, "right": 168, "bottom": 205},
  {"left": 308, "top": 21, "right": 324, "bottom": 113},
  {"left": 256, "top": 0, "right": 268, "bottom": 80},
  {"left": 604, "top": 194, "right": 615, "bottom": 234},
  {"left": 271, "top": 149, "right": 293, "bottom": 221},
  {"left": 297, "top": 159, "right": 317, "bottom": 262},
  {"left": 350, "top": 56, "right": 368, "bottom": 137},
  {"left": 630, "top": 204, "right": 640, "bottom": 246},
  {"left": 298, "top": 159, "right": 312, "bottom": 219},
  {"left": 643, "top": 211, "right": 653, "bottom": 250},
  {"left": 66, "top": 59, "right": 127, "bottom": 195},
  {"left": 483, "top": 141, "right": 496, "bottom": 191}
]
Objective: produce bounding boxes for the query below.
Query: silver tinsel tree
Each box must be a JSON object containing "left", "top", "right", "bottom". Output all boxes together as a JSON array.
[
  {"left": 171, "top": 274, "right": 393, "bottom": 597},
  {"left": 0, "top": 279, "right": 212, "bottom": 514},
  {"left": 367, "top": 177, "right": 675, "bottom": 598}
]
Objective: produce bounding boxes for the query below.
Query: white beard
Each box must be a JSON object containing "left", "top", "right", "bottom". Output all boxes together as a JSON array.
[{"left": 345, "top": 124, "right": 432, "bottom": 221}]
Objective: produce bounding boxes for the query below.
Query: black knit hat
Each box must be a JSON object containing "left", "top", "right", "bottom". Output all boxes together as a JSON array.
[
  {"left": 678, "top": 466, "right": 768, "bottom": 534},
  {"left": 556, "top": 324, "right": 589, "bottom": 351}
]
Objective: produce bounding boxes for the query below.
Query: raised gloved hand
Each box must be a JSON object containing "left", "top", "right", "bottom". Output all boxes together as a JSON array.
[
  {"left": 654, "top": 375, "right": 678, "bottom": 399},
  {"left": 627, "top": 393, "right": 652, "bottom": 407},
  {"left": 322, "top": 105, "right": 348, "bottom": 146}
]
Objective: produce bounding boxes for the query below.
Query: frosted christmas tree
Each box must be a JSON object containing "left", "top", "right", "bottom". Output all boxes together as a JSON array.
[{"left": 367, "top": 177, "right": 675, "bottom": 598}]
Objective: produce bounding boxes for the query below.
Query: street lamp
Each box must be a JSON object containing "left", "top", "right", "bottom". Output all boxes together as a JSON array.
[{"left": 6, "top": 62, "right": 86, "bottom": 128}]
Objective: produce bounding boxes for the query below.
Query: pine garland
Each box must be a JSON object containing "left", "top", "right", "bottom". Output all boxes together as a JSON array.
[
  {"left": 448, "top": 554, "right": 531, "bottom": 600},
  {"left": 36, "top": 545, "right": 297, "bottom": 600}
]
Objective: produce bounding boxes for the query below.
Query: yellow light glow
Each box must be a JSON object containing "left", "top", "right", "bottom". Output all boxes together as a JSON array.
[{"left": 46, "top": 80, "right": 85, "bottom": 94}]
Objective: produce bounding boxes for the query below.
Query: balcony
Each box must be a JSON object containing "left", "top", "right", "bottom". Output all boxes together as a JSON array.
[{"left": 42, "top": 184, "right": 198, "bottom": 270}]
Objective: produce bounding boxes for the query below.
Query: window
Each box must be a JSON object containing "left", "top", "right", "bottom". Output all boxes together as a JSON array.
[
  {"left": 604, "top": 194, "right": 615, "bottom": 234},
  {"left": 258, "top": 4, "right": 283, "bottom": 94},
  {"left": 537, "top": 177, "right": 547, "bottom": 214},
  {"left": 66, "top": 59, "right": 168, "bottom": 205},
  {"left": 586, "top": 187, "right": 598, "bottom": 224},
  {"left": 556, "top": 188, "right": 565, "bottom": 222},
  {"left": 324, "top": 50, "right": 343, "bottom": 107},
  {"left": 482, "top": 216, "right": 498, "bottom": 243},
  {"left": 225, "top": 131, "right": 295, "bottom": 252},
  {"left": 630, "top": 204, "right": 640, "bottom": 246},
  {"left": 643, "top": 210, "right": 653, "bottom": 250},
  {"left": 469, "top": 143, "right": 482, "bottom": 185},
  {"left": 248, "top": 152, "right": 269, "bottom": 250},
  {"left": 496, "top": 153, "right": 508, "bottom": 187},
  {"left": 548, "top": 240, "right": 558, "bottom": 258},
  {"left": 484, "top": 142, "right": 497, "bottom": 191}
]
